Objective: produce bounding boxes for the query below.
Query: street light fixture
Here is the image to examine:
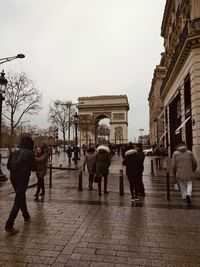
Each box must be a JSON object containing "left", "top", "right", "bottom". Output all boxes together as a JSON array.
[
  {"left": 0, "top": 70, "right": 8, "bottom": 181},
  {"left": 20, "top": 120, "right": 30, "bottom": 137},
  {"left": 0, "top": 54, "right": 25, "bottom": 65}
]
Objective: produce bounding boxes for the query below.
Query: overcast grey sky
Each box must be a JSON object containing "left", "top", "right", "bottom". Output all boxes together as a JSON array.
[{"left": 1, "top": 0, "right": 166, "bottom": 141}]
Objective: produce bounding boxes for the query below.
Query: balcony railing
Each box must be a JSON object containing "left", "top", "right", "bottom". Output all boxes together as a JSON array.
[{"left": 160, "top": 18, "right": 200, "bottom": 96}]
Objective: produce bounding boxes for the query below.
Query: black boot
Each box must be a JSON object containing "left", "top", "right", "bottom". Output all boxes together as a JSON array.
[
  {"left": 98, "top": 180, "right": 102, "bottom": 196},
  {"left": 104, "top": 175, "right": 109, "bottom": 194}
]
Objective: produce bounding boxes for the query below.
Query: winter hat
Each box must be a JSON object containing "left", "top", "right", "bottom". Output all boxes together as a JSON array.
[{"left": 20, "top": 136, "right": 34, "bottom": 150}]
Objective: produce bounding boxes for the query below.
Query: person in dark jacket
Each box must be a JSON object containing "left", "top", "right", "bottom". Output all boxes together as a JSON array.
[
  {"left": 123, "top": 143, "right": 140, "bottom": 202},
  {"left": 135, "top": 143, "right": 145, "bottom": 196},
  {"left": 5, "top": 136, "right": 37, "bottom": 235},
  {"left": 96, "top": 145, "right": 111, "bottom": 196},
  {"left": 66, "top": 146, "right": 73, "bottom": 164},
  {"left": 34, "top": 146, "right": 48, "bottom": 200}
]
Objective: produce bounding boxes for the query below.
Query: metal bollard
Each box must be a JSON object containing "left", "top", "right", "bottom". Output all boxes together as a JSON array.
[
  {"left": 166, "top": 171, "right": 170, "bottom": 201},
  {"left": 119, "top": 169, "right": 124, "bottom": 196},
  {"left": 151, "top": 159, "right": 154, "bottom": 175},
  {"left": 78, "top": 170, "right": 83, "bottom": 191},
  {"left": 49, "top": 163, "right": 52, "bottom": 188}
]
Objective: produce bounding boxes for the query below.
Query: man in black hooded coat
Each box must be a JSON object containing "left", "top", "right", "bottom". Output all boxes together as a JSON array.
[{"left": 4, "top": 136, "right": 37, "bottom": 234}]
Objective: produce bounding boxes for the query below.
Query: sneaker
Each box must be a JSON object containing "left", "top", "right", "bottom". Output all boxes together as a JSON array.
[
  {"left": 186, "top": 195, "right": 191, "bottom": 204},
  {"left": 134, "top": 198, "right": 139, "bottom": 201},
  {"left": 4, "top": 227, "right": 19, "bottom": 235},
  {"left": 34, "top": 196, "right": 39, "bottom": 201},
  {"left": 131, "top": 198, "right": 135, "bottom": 202}
]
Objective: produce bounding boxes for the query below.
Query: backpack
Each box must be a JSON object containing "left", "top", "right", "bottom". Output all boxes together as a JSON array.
[{"left": 9, "top": 150, "right": 23, "bottom": 171}]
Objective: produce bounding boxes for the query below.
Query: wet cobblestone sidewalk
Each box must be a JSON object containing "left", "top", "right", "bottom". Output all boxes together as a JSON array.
[{"left": 0, "top": 155, "right": 200, "bottom": 266}]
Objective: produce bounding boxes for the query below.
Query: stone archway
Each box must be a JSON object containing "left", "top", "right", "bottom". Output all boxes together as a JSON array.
[{"left": 77, "top": 95, "right": 129, "bottom": 145}]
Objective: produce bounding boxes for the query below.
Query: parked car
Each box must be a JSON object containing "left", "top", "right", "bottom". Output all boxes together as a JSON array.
[{"left": 143, "top": 147, "right": 154, "bottom": 156}]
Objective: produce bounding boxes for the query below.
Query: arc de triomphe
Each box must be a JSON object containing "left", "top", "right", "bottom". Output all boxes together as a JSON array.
[{"left": 77, "top": 95, "right": 129, "bottom": 145}]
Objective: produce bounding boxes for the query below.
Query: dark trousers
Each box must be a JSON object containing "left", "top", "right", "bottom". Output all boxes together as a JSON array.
[
  {"left": 89, "top": 173, "right": 94, "bottom": 188},
  {"left": 5, "top": 181, "right": 30, "bottom": 228},
  {"left": 127, "top": 176, "right": 139, "bottom": 199},
  {"left": 98, "top": 175, "right": 108, "bottom": 195},
  {"left": 35, "top": 175, "right": 45, "bottom": 196}
]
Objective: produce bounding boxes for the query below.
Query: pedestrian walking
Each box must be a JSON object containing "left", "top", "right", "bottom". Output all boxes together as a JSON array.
[
  {"left": 82, "top": 144, "right": 87, "bottom": 156},
  {"left": 96, "top": 145, "right": 111, "bottom": 196},
  {"left": 172, "top": 143, "right": 197, "bottom": 204},
  {"left": 34, "top": 146, "right": 48, "bottom": 201},
  {"left": 47, "top": 145, "right": 53, "bottom": 162},
  {"left": 83, "top": 146, "right": 96, "bottom": 190},
  {"left": 135, "top": 143, "right": 145, "bottom": 196},
  {"left": 123, "top": 143, "right": 140, "bottom": 202},
  {"left": 66, "top": 146, "right": 73, "bottom": 164},
  {"left": 5, "top": 136, "right": 37, "bottom": 235},
  {"left": 159, "top": 144, "right": 168, "bottom": 169}
]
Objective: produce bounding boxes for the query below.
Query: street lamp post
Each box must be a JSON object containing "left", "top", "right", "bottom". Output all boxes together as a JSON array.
[
  {"left": 0, "top": 70, "right": 8, "bottom": 181},
  {"left": 154, "top": 119, "right": 159, "bottom": 144},
  {"left": 0, "top": 55, "right": 25, "bottom": 182},
  {"left": 20, "top": 120, "right": 30, "bottom": 138},
  {"left": 139, "top": 128, "right": 144, "bottom": 144},
  {"left": 74, "top": 112, "right": 79, "bottom": 163}
]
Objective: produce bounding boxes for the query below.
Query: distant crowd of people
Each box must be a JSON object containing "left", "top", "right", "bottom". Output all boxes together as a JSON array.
[{"left": 4, "top": 136, "right": 198, "bottom": 235}]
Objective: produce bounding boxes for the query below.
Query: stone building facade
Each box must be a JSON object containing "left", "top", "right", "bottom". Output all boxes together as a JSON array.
[
  {"left": 149, "top": 0, "right": 200, "bottom": 166},
  {"left": 148, "top": 60, "right": 166, "bottom": 145}
]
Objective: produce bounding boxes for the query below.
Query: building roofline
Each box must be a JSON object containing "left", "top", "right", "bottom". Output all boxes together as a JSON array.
[{"left": 161, "top": 0, "right": 171, "bottom": 37}]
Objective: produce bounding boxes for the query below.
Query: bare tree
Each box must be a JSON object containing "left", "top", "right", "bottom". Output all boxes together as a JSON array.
[
  {"left": 3, "top": 72, "right": 42, "bottom": 151},
  {"left": 48, "top": 100, "right": 76, "bottom": 151}
]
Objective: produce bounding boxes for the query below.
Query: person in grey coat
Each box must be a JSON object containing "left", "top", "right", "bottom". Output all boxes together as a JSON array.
[
  {"left": 34, "top": 146, "right": 48, "bottom": 200},
  {"left": 83, "top": 146, "right": 96, "bottom": 190},
  {"left": 172, "top": 143, "right": 197, "bottom": 204}
]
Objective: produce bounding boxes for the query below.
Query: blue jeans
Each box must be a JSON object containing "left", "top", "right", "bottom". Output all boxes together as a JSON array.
[{"left": 5, "top": 181, "right": 30, "bottom": 228}]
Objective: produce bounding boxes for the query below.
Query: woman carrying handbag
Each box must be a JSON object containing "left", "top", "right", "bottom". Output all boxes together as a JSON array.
[{"left": 34, "top": 146, "right": 48, "bottom": 201}]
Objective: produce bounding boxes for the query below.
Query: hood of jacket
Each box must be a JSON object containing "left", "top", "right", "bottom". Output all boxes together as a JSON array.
[
  {"left": 125, "top": 149, "right": 137, "bottom": 156},
  {"left": 97, "top": 145, "right": 110, "bottom": 153},
  {"left": 176, "top": 144, "right": 187, "bottom": 153}
]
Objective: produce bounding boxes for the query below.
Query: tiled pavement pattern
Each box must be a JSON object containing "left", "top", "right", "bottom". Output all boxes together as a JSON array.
[{"left": 0, "top": 153, "right": 200, "bottom": 266}]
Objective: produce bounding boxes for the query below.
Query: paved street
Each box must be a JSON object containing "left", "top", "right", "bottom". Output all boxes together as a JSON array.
[{"left": 0, "top": 153, "right": 200, "bottom": 266}]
